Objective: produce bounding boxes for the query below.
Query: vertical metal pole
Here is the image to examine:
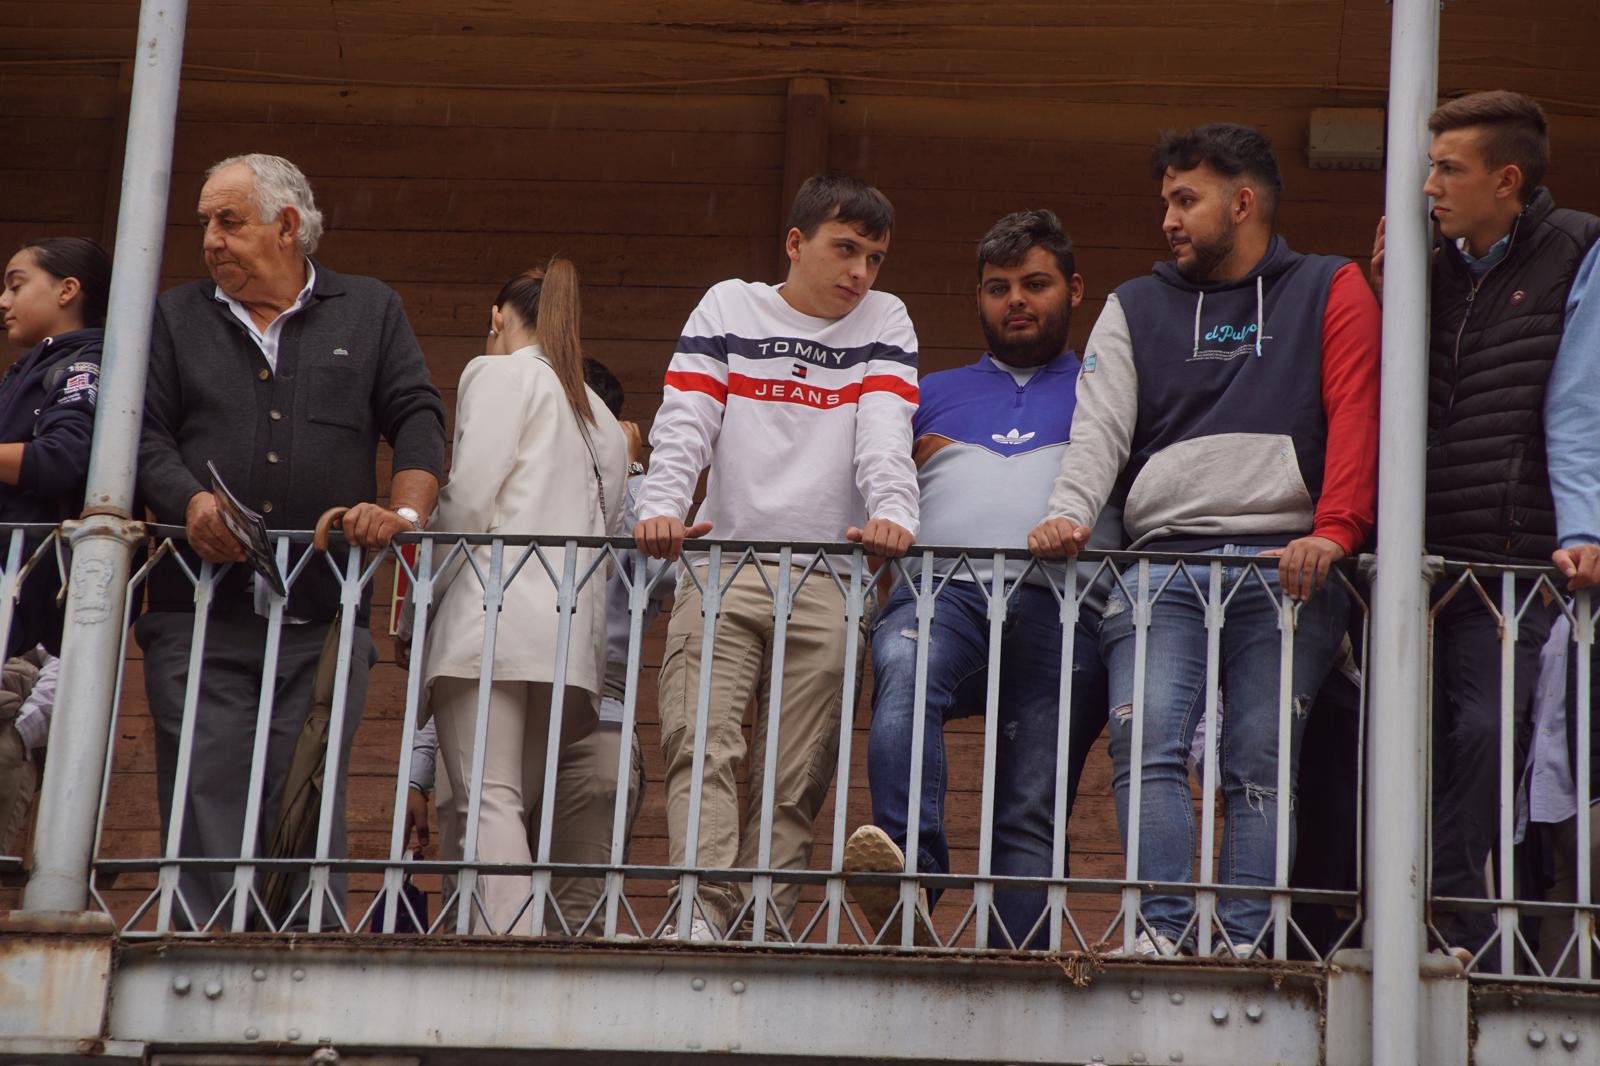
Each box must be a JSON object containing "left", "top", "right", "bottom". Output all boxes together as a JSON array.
[
  {"left": 973, "top": 555, "right": 1008, "bottom": 949},
  {"left": 823, "top": 551, "right": 866, "bottom": 947},
  {"left": 1196, "top": 561, "right": 1224, "bottom": 957},
  {"left": 22, "top": 0, "right": 188, "bottom": 913},
  {"left": 900, "top": 552, "right": 936, "bottom": 947},
  {"left": 1495, "top": 573, "right": 1519, "bottom": 975},
  {"left": 1369, "top": 0, "right": 1439, "bottom": 1060},
  {"left": 1047, "top": 560, "right": 1080, "bottom": 952},
  {"left": 1121, "top": 559, "right": 1151, "bottom": 952},
  {"left": 749, "top": 551, "right": 793, "bottom": 944}
]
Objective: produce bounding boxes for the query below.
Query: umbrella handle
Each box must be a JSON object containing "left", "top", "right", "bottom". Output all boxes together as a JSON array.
[{"left": 312, "top": 506, "right": 350, "bottom": 554}]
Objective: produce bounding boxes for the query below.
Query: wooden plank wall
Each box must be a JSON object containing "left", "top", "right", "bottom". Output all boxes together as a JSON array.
[{"left": 3, "top": 67, "right": 1599, "bottom": 945}]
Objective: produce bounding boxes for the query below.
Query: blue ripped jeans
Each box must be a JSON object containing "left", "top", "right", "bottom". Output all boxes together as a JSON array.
[
  {"left": 1101, "top": 545, "right": 1348, "bottom": 948},
  {"left": 867, "top": 577, "right": 1109, "bottom": 948}
]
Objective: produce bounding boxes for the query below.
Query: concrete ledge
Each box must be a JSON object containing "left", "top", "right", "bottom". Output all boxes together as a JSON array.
[
  {"left": 0, "top": 1037, "right": 144, "bottom": 1065},
  {"left": 1471, "top": 984, "right": 1600, "bottom": 1063},
  {"left": 0, "top": 910, "right": 117, "bottom": 935},
  {"left": 1324, "top": 948, "right": 1470, "bottom": 1066},
  {"left": 0, "top": 915, "right": 117, "bottom": 1044},
  {"left": 108, "top": 940, "right": 1329, "bottom": 1064}
]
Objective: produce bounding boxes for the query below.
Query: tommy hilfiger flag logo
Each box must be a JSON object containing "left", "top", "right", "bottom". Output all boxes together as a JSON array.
[{"left": 791, "top": 363, "right": 808, "bottom": 379}]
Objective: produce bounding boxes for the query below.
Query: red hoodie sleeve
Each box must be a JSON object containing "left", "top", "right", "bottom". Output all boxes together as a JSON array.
[{"left": 1314, "top": 262, "right": 1381, "bottom": 555}]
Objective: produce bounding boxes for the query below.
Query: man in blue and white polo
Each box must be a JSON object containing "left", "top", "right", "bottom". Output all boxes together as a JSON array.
[{"left": 844, "top": 210, "right": 1115, "bottom": 947}]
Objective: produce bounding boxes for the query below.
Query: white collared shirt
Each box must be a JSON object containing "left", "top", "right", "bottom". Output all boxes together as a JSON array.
[
  {"left": 212, "top": 259, "right": 316, "bottom": 622},
  {"left": 212, "top": 259, "right": 317, "bottom": 372}
]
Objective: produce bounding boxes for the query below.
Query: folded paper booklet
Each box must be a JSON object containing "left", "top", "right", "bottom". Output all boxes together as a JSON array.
[{"left": 206, "top": 460, "right": 287, "bottom": 598}]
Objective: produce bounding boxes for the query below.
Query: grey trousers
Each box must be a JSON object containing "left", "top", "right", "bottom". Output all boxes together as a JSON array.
[{"left": 137, "top": 611, "right": 375, "bottom": 930}]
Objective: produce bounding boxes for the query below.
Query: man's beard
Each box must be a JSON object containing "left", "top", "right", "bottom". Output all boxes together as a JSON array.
[
  {"left": 980, "top": 302, "right": 1073, "bottom": 367},
  {"left": 1176, "top": 215, "right": 1236, "bottom": 283}
]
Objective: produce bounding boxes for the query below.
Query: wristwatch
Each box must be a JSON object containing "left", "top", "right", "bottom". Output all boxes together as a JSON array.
[
  {"left": 627, "top": 461, "right": 646, "bottom": 477},
  {"left": 395, "top": 506, "right": 424, "bottom": 531}
]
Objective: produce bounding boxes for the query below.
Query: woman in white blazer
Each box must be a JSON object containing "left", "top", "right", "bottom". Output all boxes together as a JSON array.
[{"left": 420, "top": 259, "right": 629, "bottom": 935}]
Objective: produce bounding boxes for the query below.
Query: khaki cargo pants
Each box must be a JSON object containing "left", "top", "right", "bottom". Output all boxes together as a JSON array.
[{"left": 659, "top": 563, "right": 865, "bottom": 936}]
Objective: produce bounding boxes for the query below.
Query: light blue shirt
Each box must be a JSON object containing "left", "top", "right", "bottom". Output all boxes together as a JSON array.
[
  {"left": 1543, "top": 240, "right": 1600, "bottom": 548},
  {"left": 1458, "top": 233, "right": 1512, "bottom": 277}
]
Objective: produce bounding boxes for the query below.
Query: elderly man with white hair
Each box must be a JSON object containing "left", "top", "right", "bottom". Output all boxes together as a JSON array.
[{"left": 136, "top": 154, "right": 446, "bottom": 928}]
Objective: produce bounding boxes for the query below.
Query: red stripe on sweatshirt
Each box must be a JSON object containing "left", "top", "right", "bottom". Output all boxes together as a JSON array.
[
  {"left": 664, "top": 369, "right": 728, "bottom": 403},
  {"left": 721, "top": 372, "right": 918, "bottom": 410},
  {"left": 860, "top": 373, "right": 920, "bottom": 403},
  {"left": 1313, "top": 262, "right": 1382, "bottom": 556}
]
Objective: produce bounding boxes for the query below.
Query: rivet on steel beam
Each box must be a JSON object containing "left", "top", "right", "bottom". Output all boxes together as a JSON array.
[
  {"left": 1129, "top": 989, "right": 1144, "bottom": 1003},
  {"left": 691, "top": 978, "right": 706, "bottom": 991},
  {"left": 1211, "top": 1006, "right": 1229, "bottom": 1025},
  {"left": 288, "top": 1029, "right": 302, "bottom": 1042},
  {"left": 292, "top": 968, "right": 306, "bottom": 982},
  {"left": 731, "top": 981, "right": 746, "bottom": 994},
  {"left": 251, "top": 967, "right": 267, "bottom": 982},
  {"left": 729, "top": 1043, "right": 741, "bottom": 1052},
  {"left": 171, "top": 976, "right": 191, "bottom": 996},
  {"left": 203, "top": 981, "right": 223, "bottom": 1000},
  {"left": 1169, "top": 991, "right": 1185, "bottom": 1005},
  {"left": 1130, "top": 1054, "right": 1148, "bottom": 1064},
  {"left": 1246, "top": 1004, "right": 1264, "bottom": 1023},
  {"left": 244, "top": 1027, "right": 260, "bottom": 1041},
  {"left": 1561, "top": 1030, "right": 1579, "bottom": 1050},
  {"left": 1529, "top": 1027, "right": 1548, "bottom": 1048},
  {"left": 1169, "top": 1054, "right": 1184, "bottom": 1064}
]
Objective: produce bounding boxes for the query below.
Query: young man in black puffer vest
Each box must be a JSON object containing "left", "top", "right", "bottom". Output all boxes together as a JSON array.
[{"left": 1375, "top": 90, "right": 1600, "bottom": 959}]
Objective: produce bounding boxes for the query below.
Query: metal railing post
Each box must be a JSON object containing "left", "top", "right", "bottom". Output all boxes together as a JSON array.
[
  {"left": 22, "top": 0, "right": 187, "bottom": 912},
  {"left": 1368, "top": 0, "right": 1440, "bottom": 1060}
]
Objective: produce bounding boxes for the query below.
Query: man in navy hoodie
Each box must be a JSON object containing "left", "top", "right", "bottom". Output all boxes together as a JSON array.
[{"left": 1030, "top": 124, "right": 1380, "bottom": 957}]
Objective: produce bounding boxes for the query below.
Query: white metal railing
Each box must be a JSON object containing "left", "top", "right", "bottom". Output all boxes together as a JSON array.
[
  {"left": 62, "top": 526, "right": 1370, "bottom": 964},
  {"left": 1425, "top": 562, "right": 1599, "bottom": 984},
  {"left": 0, "top": 522, "right": 71, "bottom": 877},
  {"left": 4, "top": 521, "right": 1591, "bottom": 990}
]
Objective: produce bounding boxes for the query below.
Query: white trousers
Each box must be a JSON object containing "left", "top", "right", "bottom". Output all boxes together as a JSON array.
[{"left": 432, "top": 678, "right": 595, "bottom": 934}]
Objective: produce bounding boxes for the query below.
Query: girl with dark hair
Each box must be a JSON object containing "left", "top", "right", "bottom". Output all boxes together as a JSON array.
[
  {"left": 412, "top": 257, "right": 628, "bottom": 935},
  {"left": 0, "top": 237, "right": 112, "bottom": 654}
]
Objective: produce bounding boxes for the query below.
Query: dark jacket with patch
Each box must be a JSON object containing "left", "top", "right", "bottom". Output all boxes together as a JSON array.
[
  {"left": 138, "top": 262, "right": 447, "bottom": 624},
  {"left": 1426, "top": 188, "right": 1600, "bottom": 564},
  {"left": 0, "top": 328, "right": 103, "bottom": 653}
]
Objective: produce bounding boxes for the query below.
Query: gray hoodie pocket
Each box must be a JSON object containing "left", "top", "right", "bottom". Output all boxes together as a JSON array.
[{"left": 1124, "top": 432, "right": 1314, "bottom": 547}]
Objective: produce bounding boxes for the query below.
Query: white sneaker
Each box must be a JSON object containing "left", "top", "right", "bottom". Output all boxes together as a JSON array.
[
  {"left": 661, "top": 917, "right": 717, "bottom": 943},
  {"left": 1109, "top": 931, "right": 1181, "bottom": 958},
  {"left": 1215, "top": 939, "right": 1258, "bottom": 960}
]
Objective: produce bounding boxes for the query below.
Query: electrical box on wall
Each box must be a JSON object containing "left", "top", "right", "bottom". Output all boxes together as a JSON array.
[{"left": 1307, "top": 108, "right": 1386, "bottom": 170}]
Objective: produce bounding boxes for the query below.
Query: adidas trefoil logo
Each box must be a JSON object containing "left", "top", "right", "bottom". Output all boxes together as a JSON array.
[{"left": 991, "top": 427, "right": 1036, "bottom": 446}]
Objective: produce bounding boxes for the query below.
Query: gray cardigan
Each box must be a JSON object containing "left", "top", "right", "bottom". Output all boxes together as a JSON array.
[{"left": 138, "top": 261, "right": 446, "bottom": 623}]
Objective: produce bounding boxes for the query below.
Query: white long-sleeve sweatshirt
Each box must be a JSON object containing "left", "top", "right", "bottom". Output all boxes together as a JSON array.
[{"left": 635, "top": 280, "right": 920, "bottom": 546}]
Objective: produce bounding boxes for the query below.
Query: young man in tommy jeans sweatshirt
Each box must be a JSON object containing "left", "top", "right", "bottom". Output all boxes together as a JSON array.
[
  {"left": 1030, "top": 125, "right": 1380, "bottom": 957},
  {"left": 634, "top": 174, "right": 920, "bottom": 940}
]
